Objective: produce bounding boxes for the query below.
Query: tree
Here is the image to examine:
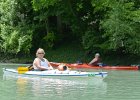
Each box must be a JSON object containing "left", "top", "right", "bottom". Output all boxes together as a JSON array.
[
  {"left": 101, "top": 0, "right": 140, "bottom": 54},
  {"left": 0, "top": 0, "right": 33, "bottom": 54}
]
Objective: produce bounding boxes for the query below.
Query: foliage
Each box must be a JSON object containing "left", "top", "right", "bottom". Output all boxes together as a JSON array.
[
  {"left": 0, "top": 0, "right": 33, "bottom": 54},
  {"left": 101, "top": 0, "right": 140, "bottom": 54},
  {"left": 82, "top": 0, "right": 110, "bottom": 54},
  {"left": 32, "top": 0, "right": 59, "bottom": 11},
  {"left": 82, "top": 30, "right": 102, "bottom": 55},
  {"left": 40, "top": 32, "right": 56, "bottom": 49},
  {"left": 0, "top": 0, "right": 140, "bottom": 57}
]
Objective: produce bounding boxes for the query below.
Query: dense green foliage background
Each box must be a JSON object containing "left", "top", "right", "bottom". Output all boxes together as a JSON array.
[{"left": 0, "top": 0, "right": 140, "bottom": 63}]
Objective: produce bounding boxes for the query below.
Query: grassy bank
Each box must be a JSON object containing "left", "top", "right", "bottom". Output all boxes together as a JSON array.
[
  {"left": 1, "top": 42, "right": 140, "bottom": 66},
  {"left": 46, "top": 42, "right": 140, "bottom": 66},
  {"left": 0, "top": 42, "right": 88, "bottom": 64}
]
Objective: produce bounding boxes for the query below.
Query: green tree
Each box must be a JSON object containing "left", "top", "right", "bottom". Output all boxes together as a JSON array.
[
  {"left": 82, "top": 0, "right": 110, "bottom": 54},
  {"left": 0, "top": 0, "right": 33, "bottom": 54},
  {"left": 101, "top": 0, "right": 140, "bottom": 54}
]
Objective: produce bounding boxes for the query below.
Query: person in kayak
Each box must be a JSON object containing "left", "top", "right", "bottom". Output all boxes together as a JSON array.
[
  {"left": 88, "top": 53, "right": 101, "bottom": 66},
  {"left": 57, "top": 63, "right": 68, "bottom": 71},
  {"left": 33, "top": 48, "right": 53, "bottom": 71}
]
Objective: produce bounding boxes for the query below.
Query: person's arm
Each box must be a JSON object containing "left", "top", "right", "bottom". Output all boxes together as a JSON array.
[
  {"left": 89, "top": 58, "right": 97, "bottom": 65},
  {"left": 33, "top": 58, "right": 47, "bottom": 70},
  {"left": 45, "top": 59, "right": 54, "bottom": 70}
]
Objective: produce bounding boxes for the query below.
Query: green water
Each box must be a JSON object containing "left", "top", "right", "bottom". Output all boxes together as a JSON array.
[{"left": 0, "top": 63, "right": 140, "bottom": 100}]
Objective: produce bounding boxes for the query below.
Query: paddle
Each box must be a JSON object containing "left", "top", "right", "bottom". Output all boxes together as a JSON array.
[
  {"left": 17, "top": 65, "right": 34, "bottom": 74},
  {"left": 98, "top": 63, "right": 104, "bottom": 78},
  {"left": 17, "top": 67, "right": 29, "bottom": 74}
]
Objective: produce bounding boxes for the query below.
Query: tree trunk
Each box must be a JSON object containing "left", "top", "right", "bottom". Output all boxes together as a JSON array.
[
  {"left": 57, "top": 15, "right": 62, "bottom": 34},
  {"left": 45, "top": 17, "right": 49, "bottom": 33}
]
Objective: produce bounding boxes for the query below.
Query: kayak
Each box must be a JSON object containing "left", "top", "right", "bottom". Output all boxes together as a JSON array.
[
  {"left": 50, "top": 62, "right": 140, "bottom": 71},
  {"left": 3, "top": 68, "right": 108, "bottom": 79}
]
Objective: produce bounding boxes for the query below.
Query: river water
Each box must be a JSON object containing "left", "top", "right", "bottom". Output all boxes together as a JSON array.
[{"left": 0, "top": 63, "right": 140, "bottom": 100}]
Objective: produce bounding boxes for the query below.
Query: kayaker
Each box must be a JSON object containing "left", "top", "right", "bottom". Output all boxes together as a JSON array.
[
  {"left": 57, "top": 64, "right": 68, "bottom": 71},
  {"left": 33, "top": 48, "right": 54, "bottom": 71},
  {"left": 88, "top": 53, "right": 101, "bottom": 66}
]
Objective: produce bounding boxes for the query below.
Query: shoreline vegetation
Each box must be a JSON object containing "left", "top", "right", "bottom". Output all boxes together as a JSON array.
[
  {"left": 0, "top": 43, "right": 140, "bottom": 66},
  {"left": 0, "top": 0, "right": 140, "bottom": 67}
]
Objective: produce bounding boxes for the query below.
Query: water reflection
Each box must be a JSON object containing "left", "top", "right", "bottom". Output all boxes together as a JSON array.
[
  {"left": 2, "top": 66, "right": 140, "bottom": 100},
  {"left": 16, "top": 78, "right": 28, "bottom": 95},
  {"left": 3, "top": 73, "right": 107, "bottom": 99}
]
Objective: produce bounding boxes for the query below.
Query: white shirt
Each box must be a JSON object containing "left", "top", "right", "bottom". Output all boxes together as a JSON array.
[{"left": 33, "top": 58, "right": 49, "bottom": 70}]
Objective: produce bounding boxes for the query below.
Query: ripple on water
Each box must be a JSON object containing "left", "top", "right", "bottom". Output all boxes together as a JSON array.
[{"left": 1, "top": 67, "right": 140, "bottom": 100}]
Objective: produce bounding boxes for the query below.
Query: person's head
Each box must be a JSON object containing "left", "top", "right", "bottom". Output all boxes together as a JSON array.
[
  {"left": 58, "top": 64, "right": 68, "bottom": 71},
  {"left": 36, "top": 48, "right": 45, "bottom": 58},
  {"left": 95, "top": 53, "right": 100, "bottom": 58}
]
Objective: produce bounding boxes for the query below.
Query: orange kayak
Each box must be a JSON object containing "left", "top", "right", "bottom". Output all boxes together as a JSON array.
[{"left": 50, "top": 62, "right": 140, "bottom": 70}]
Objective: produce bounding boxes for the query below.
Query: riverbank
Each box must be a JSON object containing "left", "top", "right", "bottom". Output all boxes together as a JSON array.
[{"left": 0, "top": 43, "right": 140, "bottom": 66}]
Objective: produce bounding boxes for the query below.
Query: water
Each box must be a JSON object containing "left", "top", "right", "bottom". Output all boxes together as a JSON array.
[{"left": 0, "top": 63, "right": 140, "bottom": 100}]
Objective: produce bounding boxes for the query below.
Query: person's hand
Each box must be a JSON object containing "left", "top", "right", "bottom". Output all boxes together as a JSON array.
[{"left": 49, "top": 66, "right": 54, "bottom": 70}]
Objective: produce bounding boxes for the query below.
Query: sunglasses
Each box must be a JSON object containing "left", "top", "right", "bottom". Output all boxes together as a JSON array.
[{"left": 38, "top": 53, "right": 44, "bottom": 54}]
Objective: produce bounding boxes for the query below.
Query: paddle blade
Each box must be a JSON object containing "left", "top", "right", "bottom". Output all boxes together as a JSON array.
[{"left": 17, "top": 67, "right": 29, "bottom": 74}]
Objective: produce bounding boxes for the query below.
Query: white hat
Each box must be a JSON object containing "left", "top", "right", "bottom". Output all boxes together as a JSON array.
[{"left": 95, "top": 53, "right": 100, "bottom": 56}]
